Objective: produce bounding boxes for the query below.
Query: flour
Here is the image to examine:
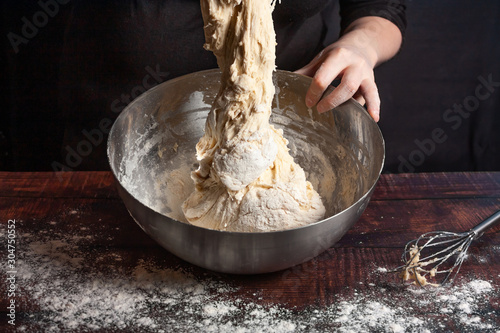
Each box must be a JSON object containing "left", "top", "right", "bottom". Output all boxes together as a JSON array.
[
  {"left": 117, "top": 102, "right": 346, "bottom": 225},
  {"left": 7, "top": 227, "right": 499, "bottom": 332}
]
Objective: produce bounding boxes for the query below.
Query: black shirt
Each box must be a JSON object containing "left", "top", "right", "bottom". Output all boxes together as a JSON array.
[{"left": 1, "top": 0, "right": 406, "bottom": 171}]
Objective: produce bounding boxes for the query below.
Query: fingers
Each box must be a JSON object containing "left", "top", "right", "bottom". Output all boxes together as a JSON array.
[
  {"left": 359, "top": 79, "right": 381, "bottom": 122},
  {"left": 317, "top": 76, "right": 380, "bottom": 122},
  {"left": 315, "top": 68, "right": 360, "bottom": 113},
  {"left": 296, "top": 45, "right": 381, "bottom": 122},
  {"left": 295, "top": 49, "right": 325, "bottom": 77},
  {"left": 295, "top": 63, "right": 317, "bottom": 77},
  {"left": 353, "top": 91, "right": 366, "bottom": 106},
  {"left": 305, "top": 54, "right": 345, "bottom": 109}
]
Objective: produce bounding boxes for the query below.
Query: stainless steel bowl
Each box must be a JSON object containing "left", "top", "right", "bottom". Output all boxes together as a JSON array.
[{"left": 107, "top": 69, "right": 384, "bottom": 274}]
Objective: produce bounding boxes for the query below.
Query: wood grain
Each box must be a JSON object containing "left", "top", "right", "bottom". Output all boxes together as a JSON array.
[{"left": 0, "top": 171, "right": 499, "bottom": 331}]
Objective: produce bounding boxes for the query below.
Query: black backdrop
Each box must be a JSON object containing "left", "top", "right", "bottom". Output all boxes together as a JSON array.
[
  {"left": 376, "top": 1, "right": 500, "bottom": 173},
  {"left": 1, "top": 0, "right": 499, "bottom": 173}
]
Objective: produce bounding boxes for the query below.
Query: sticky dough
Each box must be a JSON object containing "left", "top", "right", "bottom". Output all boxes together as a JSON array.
[{"left": 181, "top": 0, "right": 326, "bottom": 232}]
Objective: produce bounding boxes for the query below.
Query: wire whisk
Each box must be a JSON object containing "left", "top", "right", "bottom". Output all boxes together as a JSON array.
[{"left": 393, "top": 210, "right": 500, "bottom": 286}]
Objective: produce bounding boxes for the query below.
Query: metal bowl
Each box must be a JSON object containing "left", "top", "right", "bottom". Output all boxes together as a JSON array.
[{"left": 107, "top": 69, "right": 384, "bottom": 274}]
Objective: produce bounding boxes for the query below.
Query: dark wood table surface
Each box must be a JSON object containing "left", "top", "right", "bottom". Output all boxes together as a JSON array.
[{"left": 1, "top": 171, "right": 499, "bottom": 332}]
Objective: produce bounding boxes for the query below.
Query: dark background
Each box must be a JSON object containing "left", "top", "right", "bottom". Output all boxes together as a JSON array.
[
  {"left": 376, "top": 1, "right": 500, "bottom": 173},
  {"left": 1, "top": 0, "right": 499, "bottom": 173}
]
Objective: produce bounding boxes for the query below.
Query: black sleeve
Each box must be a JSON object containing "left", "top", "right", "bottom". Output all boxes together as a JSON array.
[{"left": 339, "top": 0, "right": 407, "bottom": 37}]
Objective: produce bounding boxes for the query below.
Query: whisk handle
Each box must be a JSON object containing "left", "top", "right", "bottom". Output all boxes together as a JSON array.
[{"left": 471, "top": 210, "right": 500, "bottom": 239}]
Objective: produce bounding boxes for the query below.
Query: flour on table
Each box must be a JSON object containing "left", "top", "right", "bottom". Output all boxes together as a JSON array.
[
  {"left": 181, "top": 0, "right": 325, "bottom": 232},
  {"left": 8, "top": 225, "right": 499, "bottom": 333}
]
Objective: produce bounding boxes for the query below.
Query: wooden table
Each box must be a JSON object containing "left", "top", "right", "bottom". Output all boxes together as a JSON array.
[{"left": 1, "top": 172, "right": 499, "bottom": 332}]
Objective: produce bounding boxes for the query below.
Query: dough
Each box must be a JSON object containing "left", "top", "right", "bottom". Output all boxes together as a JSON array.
[
  {"left": 181, "top": 0, "right": 325, "bottom": 232},
  {"left": 400, "top": 245, "right": 439, "bottom": 287}
]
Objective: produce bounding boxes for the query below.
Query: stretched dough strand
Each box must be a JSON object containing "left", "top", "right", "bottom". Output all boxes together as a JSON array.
[{"left": 182, "top": 0, "right": 325, "bottom": 232}]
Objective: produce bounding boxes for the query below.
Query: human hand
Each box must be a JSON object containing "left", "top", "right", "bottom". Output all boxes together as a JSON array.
[
  {"left": 295, "top": 16, "right": 403, "bottom": 123},
  {"left": 295, "top": 42, "right": 380, "bottom": 122}
]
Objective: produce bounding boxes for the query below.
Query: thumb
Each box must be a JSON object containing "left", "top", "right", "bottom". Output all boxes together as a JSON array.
[{"left": 294, "top": 66, "right": 315, "bottom": 77}]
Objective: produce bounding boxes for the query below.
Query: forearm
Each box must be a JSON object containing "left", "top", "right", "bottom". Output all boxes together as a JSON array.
[{"left": 339, "top": 16, "right": 403, "bottom": 68}]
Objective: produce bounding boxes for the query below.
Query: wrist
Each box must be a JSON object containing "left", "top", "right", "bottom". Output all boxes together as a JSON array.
[
  {"left": 335, "top": 29, "right": 379, "bottom": 68},
  {"left": 341, "top": 16, "right": 403, "bottom": 67}
]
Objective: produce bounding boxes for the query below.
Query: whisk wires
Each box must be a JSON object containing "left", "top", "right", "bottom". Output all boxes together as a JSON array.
[
  {"left": 392, "top": 210, "right": 500, "bottom": 287},
  {"left": 395, "top": 230, "right": 475, "bottom": 286}
]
